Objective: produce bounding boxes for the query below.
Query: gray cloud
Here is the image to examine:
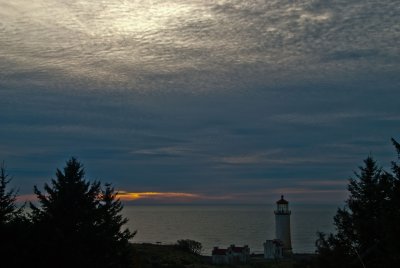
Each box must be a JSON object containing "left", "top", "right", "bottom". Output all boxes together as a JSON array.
[
  {"left": 1, "top": 0, "right": 399, "bottom": 91},
  {"left": 1, "top": 0, "right": 399, "bottom": 203}
]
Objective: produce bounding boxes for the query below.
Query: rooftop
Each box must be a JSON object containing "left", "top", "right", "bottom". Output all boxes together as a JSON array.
[{"left": 276, "top": 195, "right": 289, "bottom": 204}]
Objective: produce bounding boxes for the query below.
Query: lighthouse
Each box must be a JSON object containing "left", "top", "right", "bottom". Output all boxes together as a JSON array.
[{"left": 274, "top": 195, "right": 292, "bottom": 254}]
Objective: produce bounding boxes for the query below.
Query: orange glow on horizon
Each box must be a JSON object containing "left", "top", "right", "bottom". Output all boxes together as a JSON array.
[
  {"left": 116, "top": 191, "right": 201, "bottom": 201},
  {"left": 16, "top": 194, "right": 37, "bottom": 202}
]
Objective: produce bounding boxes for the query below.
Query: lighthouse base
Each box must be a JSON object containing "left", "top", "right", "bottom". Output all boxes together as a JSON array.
[{"left": 283, "top": 248, "right": 293, "bottom": 258}]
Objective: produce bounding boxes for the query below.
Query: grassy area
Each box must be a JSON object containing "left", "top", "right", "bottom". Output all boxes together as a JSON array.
[
  {"left": 132, "top": 243, "right": 206, "bottom": 267},
  {"left": 132, "top": 243, "right": 315, "bottom": 268}
]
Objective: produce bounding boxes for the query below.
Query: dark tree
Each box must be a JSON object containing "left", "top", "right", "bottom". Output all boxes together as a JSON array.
[
  {"left": 316, "top": 140, "right": 400, "bottom": 268},
  {"left": 0, "top": 162, "right": 29, "bottom": 267},
  {"left": 382, "top": 138, "right": 400, "bottom": 265},
  {"left": 176, "top": 239, "right": 202, "bottom": 255},
  {"left": 94, "top": 183, "right": 136, "bottom": 267},
  {"left": 0, "top": 162, "right": 22, "bottom": 225},
  {"left": 30, "top": 157, "right": 135, "bottom": 267}
]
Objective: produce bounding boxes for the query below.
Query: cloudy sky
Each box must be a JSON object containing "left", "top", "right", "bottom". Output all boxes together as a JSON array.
[{"left": 1, "top": 0, "right": 399, "bottom": 204}]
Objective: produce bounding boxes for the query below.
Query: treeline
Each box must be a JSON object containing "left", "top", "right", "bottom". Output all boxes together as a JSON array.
[
  {"left": 0, "top": 158, "right": 135, "bottom": 268},
  {"left": 315, "top": 138, "right": 400, "bottom": 268}
]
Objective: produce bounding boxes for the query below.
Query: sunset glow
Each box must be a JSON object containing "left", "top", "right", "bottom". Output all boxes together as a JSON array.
[{"left": 116, "top": 191, "right": 201, "bottom": 201}]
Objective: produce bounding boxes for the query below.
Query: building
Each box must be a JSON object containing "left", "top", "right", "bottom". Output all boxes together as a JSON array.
[
  {"left": 274, "top": 195, "right": 292, "bottom": 254},
  {"left": 212, "top": 247, "right": 229, "bottom": 264},
  {"left": 264, "top": 195, "right": 292, "bottom": 259},
  {"left": 212, "top": 245, "right": 250, "bottom": 264},
  {"left": 228, "top": 244, "right": 250, "bottom": 263},
  {"left": 263, "top": 239, "right": 283, "bottom": 259}
]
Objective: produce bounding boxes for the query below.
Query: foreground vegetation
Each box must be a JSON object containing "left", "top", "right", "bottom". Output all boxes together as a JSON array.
[
  {"left": 315, "top": 138, "right": 400, "bottom": 267},
  {"left": 0, "top": 158, "right": 135, "bottom": 267},
  {"left": 132, "top": 243, "right": 313, "bottom": 268}
]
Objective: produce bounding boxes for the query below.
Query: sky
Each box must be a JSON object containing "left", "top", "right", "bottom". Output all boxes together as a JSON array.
[{"left": 1, "top": 0, "right": 399, "bottom": 204}]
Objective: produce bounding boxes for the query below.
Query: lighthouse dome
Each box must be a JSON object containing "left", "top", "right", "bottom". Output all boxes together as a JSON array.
[{"left": 276, "top": 195, "right": 288, "bottom": 204}]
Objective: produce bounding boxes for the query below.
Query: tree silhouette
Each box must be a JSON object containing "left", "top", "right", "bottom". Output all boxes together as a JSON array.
[
  {"left": 316, "top": 139, "right": 400, "bottom": 268},
  {"left": 382, "top": 138, "right": 400, "bottom": 265},
  {"left": 94, "top": 183, "right": 137, "bottom": 267},
  {"left": 0, "top": 162, "right": 29, "bottom": 267},
  {"left": 30, "top": 157, "right": 135, "bottom": 267},
  {"left": 176, "top": 239, "right": 202, "bottom": 255},
  {"left": 0, "top": 162, "right": 22, "bottom": 225}
]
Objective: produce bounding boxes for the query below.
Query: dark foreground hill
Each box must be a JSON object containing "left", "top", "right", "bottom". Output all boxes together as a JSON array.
[{"left": 132, "top": 243, "right": 315, "bottom": 268}]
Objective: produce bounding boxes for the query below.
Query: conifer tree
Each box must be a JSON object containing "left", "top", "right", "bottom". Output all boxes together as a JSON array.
[
  {"left": 31, "top": 157, "right": 135, "bottom": 267},
  {"left": 0, "top": 162, "right": 29, "bottom": 267},
  {"left": 95, "top": 183, "right": 136, "bottom": 267},
  {"left": 316, "top": 140, "right": 400, "bottom": 268},
  {"left": 0, "top": 162, "right": 22, "bottom": 225},
  {"left": 383, "top": 138, "right": 400, "bottom": 265}
]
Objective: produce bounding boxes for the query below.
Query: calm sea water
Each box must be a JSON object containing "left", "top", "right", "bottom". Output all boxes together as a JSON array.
[{"left": 123, "top": 204, "right": 337, "bottom": 254}]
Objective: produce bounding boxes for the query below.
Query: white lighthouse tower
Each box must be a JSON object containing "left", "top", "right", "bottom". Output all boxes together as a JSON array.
[{"left": 274, "top": 195, "right": 292, "bottom": 254}]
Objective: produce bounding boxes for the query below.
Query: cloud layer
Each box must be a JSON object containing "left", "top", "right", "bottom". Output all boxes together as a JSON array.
[
  {"left": 1, "top": 0, "right": 399, "bottom": 203},
  {"left": 1, "top": 0, "right": 399, "bottom": 91}
]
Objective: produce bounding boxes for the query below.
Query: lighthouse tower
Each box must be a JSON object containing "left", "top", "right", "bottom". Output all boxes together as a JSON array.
[{"left": 274, "top": 195, "right": 292, "bottom": 254}]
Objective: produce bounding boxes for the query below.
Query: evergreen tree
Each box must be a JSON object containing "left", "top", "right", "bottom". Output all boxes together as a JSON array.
[
  {"left": 30, "top": 157, "right": 135, "bottom": 267},
  {"left": 0, "top": 162, "right": 22, "bottom": 225},
  {"left": 316, "top": 140, "right": 400, "bottom": 268},
  {"left": 382, "top": 138, "right": 400, "bottom": 265},
  {"left": 0, "top": 162, "right": 29, "bottom": 267},
  {"left": 94, "top": 183, "right": 136, "bottom": 267}
]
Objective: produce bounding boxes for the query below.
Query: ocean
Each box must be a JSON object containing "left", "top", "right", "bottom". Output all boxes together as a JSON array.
[{"left": 123, "top": 204, "right": 338, "bottom": 255}]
